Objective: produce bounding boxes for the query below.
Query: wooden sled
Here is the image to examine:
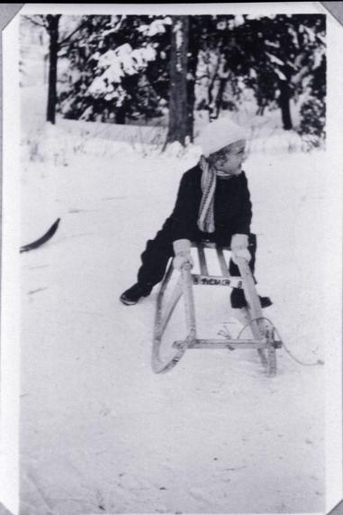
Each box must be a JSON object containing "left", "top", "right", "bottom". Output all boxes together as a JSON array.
[{"left": 152, "top": 241, "right": 282, "bottom": 377}]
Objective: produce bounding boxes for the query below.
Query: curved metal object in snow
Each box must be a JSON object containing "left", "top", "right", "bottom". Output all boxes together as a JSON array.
[{"left": 20, "top": 218, "right": 61, "bottom": 253}]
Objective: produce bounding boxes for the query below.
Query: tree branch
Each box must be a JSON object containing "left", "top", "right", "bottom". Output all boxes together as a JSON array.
[
  {"left": 58, "top": 36, "right": 86, "bottom": 50},
  {"left": 58, "top": 18, "right": 89, "bottom": 47},
  {"left": 196, "top": 74, "right": 210, "bottom": 81},
  {"left": 23, "top": 15, "right": 47, "bottom": 29}
]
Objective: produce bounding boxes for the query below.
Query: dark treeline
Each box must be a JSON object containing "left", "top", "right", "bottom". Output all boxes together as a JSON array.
[{"left": 24, "top": 14, "right": 326, "bottom": 147}]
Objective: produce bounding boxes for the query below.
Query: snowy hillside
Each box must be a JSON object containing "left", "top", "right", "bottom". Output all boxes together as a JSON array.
[{"left": 15, "top": 80, "right": 343, "bottom": 515}]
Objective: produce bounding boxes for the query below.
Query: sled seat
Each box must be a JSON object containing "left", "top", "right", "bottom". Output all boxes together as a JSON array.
[{"left": 191, "top": 241, "right": 243, "bottom": 288}]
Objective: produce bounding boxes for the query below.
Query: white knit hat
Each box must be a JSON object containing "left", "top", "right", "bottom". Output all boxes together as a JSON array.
[{"left": 198, "top": 118, "right": 247, "bottom": 157}]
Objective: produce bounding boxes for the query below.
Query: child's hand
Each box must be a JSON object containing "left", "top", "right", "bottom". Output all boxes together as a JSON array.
[
  {"left": 231, "top": 247, "right": 251, "bottom": 264},
  {"left": 173, "top": 239, "right": 194, "bottom": 270},
  {"left": 230, "top": 233, "right": 251, "bottom": 264},
  {"left": 173, "top": 253, "right": 194, "bottom": 270}
]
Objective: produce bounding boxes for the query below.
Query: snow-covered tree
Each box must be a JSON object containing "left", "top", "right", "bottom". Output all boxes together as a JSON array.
[
  {"left": 193, "top": 14, "right": 326, "bottom": 138},
  {"left": 35, "top": 13, "right": 325, "bottom": 143},
  {"left": 298, "top": 53, "right": 326, "bottom": 143},
  {"left": 194, "top": 15, "right": 238, "bottom": 121},
  {"left": 232, "top": 14, "right": 326, "bottom": 132},
  {"left": 58, "top": 15, "right": 172, "bottom": 124}
]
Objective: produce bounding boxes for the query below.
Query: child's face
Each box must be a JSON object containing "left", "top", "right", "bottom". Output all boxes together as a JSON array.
[{"left": 210, "top": 140, "right": 246, "bottom": 177}]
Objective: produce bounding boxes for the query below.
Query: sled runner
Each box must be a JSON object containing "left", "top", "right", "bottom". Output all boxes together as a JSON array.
[
  {"left": 152, "top": 241, "right": 282, "bottom": 376},
  {"left": 20, "top": 218, "right": 61, "bottom": 253}
]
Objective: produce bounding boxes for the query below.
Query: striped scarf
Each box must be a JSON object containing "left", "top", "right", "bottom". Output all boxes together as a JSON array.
[{"left": 197, "top": 155, "right": 217, "bottom": 233}]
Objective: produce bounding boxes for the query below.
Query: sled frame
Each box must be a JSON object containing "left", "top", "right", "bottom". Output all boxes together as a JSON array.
[{"left": 152, "top": 241, "right": 281, "bottom": 376}]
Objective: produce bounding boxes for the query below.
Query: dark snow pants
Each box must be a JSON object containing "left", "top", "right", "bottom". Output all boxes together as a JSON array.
[{"left": 137, "top": 218, "right": 257, "bottom": 290}]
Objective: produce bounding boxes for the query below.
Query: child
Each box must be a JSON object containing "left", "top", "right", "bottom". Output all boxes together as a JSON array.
[{"left": 120, "top": 117, "right": 271, "bottom": 308}]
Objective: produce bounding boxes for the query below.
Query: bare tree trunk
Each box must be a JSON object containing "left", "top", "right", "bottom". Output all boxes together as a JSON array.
[
  {"left": 279, "top": 80, "right": 293, "bottom": 130},
  {"left": 186, "top": 46, "right": 198, "bottom": 142},
  {"left": 46, "top": 15, "right": 60, "bottom": 124},
  {"left": 165, "top": 16, "right": 189, "bottom": 147},
  {"left": 207, "top": 81, "right": 216, "bottom": 121},
  {"left": 115, "top": 106, "right": 126, "bottom": 124},
  {"left": 207, "top": 52, "right": 221, "bottom": 121},
  {"left": 278, "top": 65, "right": 293, "bottom": 131},
  {"left": 186, "top": 19, "right": 200, "bottom": 143},
  {"left": 215, "top": 69, "right": 230, "bottom": 119}
]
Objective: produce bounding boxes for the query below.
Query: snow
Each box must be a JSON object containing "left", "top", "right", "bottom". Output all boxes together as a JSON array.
[
  {"left": 273, "top": 68, "right": 287, "bottom": 81},
  {"left": 174, "top": 20, "right": 184, "bottom": 51},
  {"left": 137, "top": 17, "right": 172, "bottom": 37},
  {"left": 15, "top": 85, "right": 342, "bottom": 515},
  {"left": 266, "top": 52, "right": 285, "bottom": 67},
  {"left": 87, "top": 43, "right": 157, "bottom": 97}
]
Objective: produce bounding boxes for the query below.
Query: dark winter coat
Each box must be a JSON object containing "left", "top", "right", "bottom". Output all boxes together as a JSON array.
[{"left": 162, "top": 164, "right": 253, "bottom": 246}]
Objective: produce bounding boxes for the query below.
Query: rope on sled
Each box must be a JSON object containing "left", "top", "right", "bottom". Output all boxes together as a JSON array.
[{"left": 237, "top": 316, "right": 324, "bottom": 367}]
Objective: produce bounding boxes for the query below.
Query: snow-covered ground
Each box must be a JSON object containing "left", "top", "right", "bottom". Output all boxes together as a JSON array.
[{"left": 16, "top": 82, "right": 342, "bottom": 515}]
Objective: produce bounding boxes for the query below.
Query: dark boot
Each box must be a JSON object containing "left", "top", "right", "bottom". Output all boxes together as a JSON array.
[
  {"left": 120, "top": 283, "right": 152, "bottom": 306},
  {"left": 231, "top": 288, "right": 272, "bottom": 309}
]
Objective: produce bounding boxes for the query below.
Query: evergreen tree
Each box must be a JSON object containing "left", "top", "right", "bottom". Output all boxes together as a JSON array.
[
  {"left": 230, "top": 14, "right": 326, "bottom": 131},
  {"left": 298, "top": 54, "right": 326, "bottom": 142},
  {"left": 193, "top": 14, "right": 325, "bottom": 135},
  {"left": 58, "top": 15, "right": 172, "bottom": 124},
  {"left": 46, "top": 14, "right": 325, "bottom": 142}
]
